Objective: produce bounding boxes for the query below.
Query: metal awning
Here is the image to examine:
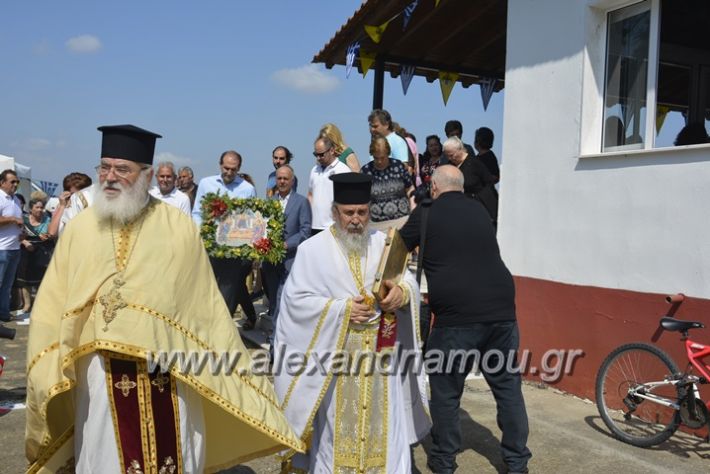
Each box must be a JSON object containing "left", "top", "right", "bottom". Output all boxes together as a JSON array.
[{"left": 313, "top": 0, "right": 507, "bottom": 107}]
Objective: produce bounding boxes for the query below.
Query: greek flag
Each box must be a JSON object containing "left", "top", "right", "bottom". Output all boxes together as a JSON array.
[
  {"left": 39, "top": 180, "right": 59, "bottom": 196},
  {"left": 346, "top": 41, "right": 360, "bottom": 78}
]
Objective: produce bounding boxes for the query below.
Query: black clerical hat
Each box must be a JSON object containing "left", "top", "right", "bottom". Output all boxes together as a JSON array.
[
  {"left": 98, "top": 124, "right": 162, "bottom": 165},
  {"left": 330, "top": 173, "right": 372, "bottom": 204}
]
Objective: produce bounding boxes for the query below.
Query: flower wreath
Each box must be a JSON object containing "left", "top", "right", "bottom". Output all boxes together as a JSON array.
[{"left": 199, "top": 193, "right": 285, "bottom": 263}]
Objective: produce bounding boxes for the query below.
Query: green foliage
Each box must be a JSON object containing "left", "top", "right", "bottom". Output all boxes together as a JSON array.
[{"left": 199, "top": 193, "right": 285, "bottom": 263}]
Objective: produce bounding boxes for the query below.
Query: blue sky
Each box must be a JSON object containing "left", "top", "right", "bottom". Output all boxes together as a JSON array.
[{"left": 0, "top": 0, "right": 503, "bottom": 195}]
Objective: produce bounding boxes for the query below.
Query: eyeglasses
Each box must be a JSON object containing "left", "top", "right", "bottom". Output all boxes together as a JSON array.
[
  {"left": 95, "top": 163, "right": 145, "bottom": 178},
  {"left": 313, "top": 148, "right": 331, "bottom": 158}
]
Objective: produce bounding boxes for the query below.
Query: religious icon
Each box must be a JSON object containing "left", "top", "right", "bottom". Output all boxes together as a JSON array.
[{"left": 215, "top": 209, "right": 270, "bottom": 247}]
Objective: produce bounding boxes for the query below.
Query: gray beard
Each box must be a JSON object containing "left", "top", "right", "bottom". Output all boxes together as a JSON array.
[
  {"left": 333, "top": 219, "right": 370, "bottom": 256},
  {"left": 93, "top": 172, "right": 151, "bottom": 225}
]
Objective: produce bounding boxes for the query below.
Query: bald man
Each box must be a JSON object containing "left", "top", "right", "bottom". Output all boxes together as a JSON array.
[
  {"left": 399, "top": 165, "right": 531, "bottom": 474},
  {"left": 262, "top": 165, "right": 311, "bottom": 332}
]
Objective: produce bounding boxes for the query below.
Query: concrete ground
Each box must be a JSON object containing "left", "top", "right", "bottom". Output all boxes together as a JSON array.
[{"left": 2, "top": 306, "right": 709, "bottom": 473}]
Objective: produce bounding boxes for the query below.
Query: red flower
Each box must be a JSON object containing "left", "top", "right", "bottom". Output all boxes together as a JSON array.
[
  {"left": 210, "top": 199, "right": 228, "bottom": 218},
  {"left": 254, "top": 237, "right": 272, "bottom": 254}
]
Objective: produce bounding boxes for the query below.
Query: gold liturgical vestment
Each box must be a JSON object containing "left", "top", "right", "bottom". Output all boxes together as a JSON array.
[{"left": 25, "top": 199, "right": 304, "bottom": 473}]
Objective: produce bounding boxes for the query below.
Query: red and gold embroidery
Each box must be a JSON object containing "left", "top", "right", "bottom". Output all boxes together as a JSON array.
[
  {"left": 104, "top": 352, "right": 183, "bottom": 474},
  {"left": 114, "top": 374, "right": 137, "bottom": 397}
]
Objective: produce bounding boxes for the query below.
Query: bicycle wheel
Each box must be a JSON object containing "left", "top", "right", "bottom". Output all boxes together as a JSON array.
[{"left": 596, "top": 342, "right": 682, "bottom": 447}]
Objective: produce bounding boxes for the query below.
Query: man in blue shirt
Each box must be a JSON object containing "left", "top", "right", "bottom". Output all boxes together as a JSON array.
[
  {"left": 368, "top": 109, "right": 410, "bottom": 162},
  {"left": 192, "top": 150, "right": 258, "bottom": 328}
]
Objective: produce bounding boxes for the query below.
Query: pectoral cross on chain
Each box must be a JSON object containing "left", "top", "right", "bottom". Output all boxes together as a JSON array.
[{"left": 99, "top": 277, "right": 127, "bottom": 331}]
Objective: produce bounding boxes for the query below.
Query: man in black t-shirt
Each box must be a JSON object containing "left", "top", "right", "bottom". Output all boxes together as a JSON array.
[{"left": 400, "top": 165, "right": 531, "bottom": 474}]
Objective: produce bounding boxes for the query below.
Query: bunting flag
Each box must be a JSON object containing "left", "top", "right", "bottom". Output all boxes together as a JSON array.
[
  {"left": 435, "top": 0, "right": 442, "bottom": 7},
  {"left": 479, "top": 77, "right": 497, "bottom": 111},
  {"left": 359, "top": 50, "right": 377, "bottom": 77},
  {"left": 365, "top": 20, "right": 391, "bottom": 44},
  {"left": 656, "top": 105, "right": 670, "bottom": 133},
  {"left": 403, "top": 0, "right": 419, "bottom": 30},
  {"left": 400, "top": 65, "right": 416, "bottom": 95},
  {"left": 346, "top": 41, "right": 360, "bottom": 78},
  {"left": 438, "top": 71, "right": 458, "bottom": 105},
  {"left": 39, "top": 180, "right": 59, "bottom": 196}
]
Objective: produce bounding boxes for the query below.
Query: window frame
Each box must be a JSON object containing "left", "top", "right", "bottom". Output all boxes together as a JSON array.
[{"left": 600, "top": 0, "right": 661, "bottom": 152}]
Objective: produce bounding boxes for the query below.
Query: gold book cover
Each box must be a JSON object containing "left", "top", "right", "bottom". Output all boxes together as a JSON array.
[{"left": 372, "top": 227, "right": 410, "bottom": 302}]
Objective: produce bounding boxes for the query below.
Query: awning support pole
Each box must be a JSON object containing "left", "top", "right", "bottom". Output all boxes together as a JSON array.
[{"left": 372, "top": 56, "right": 385, "bottom": 110}]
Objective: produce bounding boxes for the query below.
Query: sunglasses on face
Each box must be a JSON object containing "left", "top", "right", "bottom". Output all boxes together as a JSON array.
[{"left": 313, "top": 148, "right": 331, "bottom": 158}]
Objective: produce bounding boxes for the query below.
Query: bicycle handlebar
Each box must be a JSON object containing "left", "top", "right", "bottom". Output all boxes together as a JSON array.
[{"left": 665, "top": 293, "right": 685, "bottom": 304}]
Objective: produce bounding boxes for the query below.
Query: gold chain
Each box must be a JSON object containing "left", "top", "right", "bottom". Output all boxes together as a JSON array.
[{"left": 110, "top": 204, "right": 151, "bottom": 272}]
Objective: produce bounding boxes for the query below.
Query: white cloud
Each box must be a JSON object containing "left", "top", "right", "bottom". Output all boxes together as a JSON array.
[
  {"left": 11, "top": 138, "right": 52, "bottom": 151},
  {"left": 65, "top": 35, "right": 102, "bottom": 54},
  {"left": 33, "top": 40, "right": 51, "bottom": 56},
  {"left": 270, "top": 64, "right": 340, "bottom": 94}
]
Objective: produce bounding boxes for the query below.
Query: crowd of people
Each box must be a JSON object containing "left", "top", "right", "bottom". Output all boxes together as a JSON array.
[{"left": 8, "top": 110, "right": 532, "bottom": 474}]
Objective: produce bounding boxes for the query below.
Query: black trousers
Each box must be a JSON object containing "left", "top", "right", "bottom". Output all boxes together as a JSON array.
[
  {"left": 426, "top": 321, "right": 531, "bottom": 473},
  {"left": 209, "top": 257, "right": 256, "bottom": 321},
  {"left": 261, "top": 261, "right": 285, "bottom": 319}
]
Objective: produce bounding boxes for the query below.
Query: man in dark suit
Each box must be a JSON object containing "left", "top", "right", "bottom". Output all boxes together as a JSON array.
[
  {"left": 399, "top": 165, "right": 531, "bottom": 474},
  {"left": 262, "top": 164, "right": 311, "bottom": 327}
]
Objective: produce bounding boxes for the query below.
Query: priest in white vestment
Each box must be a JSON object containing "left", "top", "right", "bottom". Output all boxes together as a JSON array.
[{"left": 274, "top": 173, "right": 431, "bottom": 473}]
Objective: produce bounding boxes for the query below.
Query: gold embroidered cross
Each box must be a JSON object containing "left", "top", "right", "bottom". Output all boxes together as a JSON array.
[
  {"left": 114, "top": 374, "right": 137, "bottom": 397},
  {"left": 381, "top": 315, "right": 395, "bottom": 339},
  {"left": 158, "top": 456, "right": 176, "bottom": 474},
  {"left": 99, "top": 277, "right": 127, "bottom": 331},
  {"left": 127, "top": 459, "right": 144, "bottom": 474},
  {"left": 151, "top": 372, "right": 170, "bottom": 393}
]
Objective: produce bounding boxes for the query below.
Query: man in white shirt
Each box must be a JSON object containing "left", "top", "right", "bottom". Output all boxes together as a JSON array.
[
  {"left": 149, "top": 161, "right": 192, "bottom": 215},
  {"left": 0, "top": 169, "right": 23, "bottom": 322},
  {"left": 307, "top": 136, "right": 351, "bottom": 235},
  {"left": 368, "top": 109, "right": 409, "bottom": 162}
]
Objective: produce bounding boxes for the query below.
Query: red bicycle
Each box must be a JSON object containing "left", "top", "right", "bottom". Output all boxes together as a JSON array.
[{"left": 596, "top": 294, "right": 709, "bottom": 447}]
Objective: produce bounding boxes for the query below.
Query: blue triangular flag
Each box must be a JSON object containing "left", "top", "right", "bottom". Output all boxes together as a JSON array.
[
  {"left": 403, "top": 0, "right": 419, "bottom": 31},
  {"left": 346, "top": 41, "right": 360, "bottom": 78},
  {"left": 479, "top": 77, "right": 496, "bottom": 111},
  {"left": 400, "top": 65, "right": 416, "bottom": 95}
]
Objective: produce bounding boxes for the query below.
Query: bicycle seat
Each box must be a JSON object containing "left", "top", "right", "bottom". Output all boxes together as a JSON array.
[{"left": 660, "top": 317, "right": 705, "bottom": 332}]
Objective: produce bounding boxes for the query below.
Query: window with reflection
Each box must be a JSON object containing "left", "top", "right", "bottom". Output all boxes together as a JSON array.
[{"left": 602, "top": 0, "right": 710, "bottom": 151}]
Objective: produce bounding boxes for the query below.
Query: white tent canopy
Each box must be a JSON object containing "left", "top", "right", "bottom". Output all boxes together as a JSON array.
[{"left": 0, "top": 153, "right": 34, "bottom": 207}]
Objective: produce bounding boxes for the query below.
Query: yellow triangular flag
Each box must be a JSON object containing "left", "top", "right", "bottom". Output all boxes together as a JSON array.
[
  {"left": 364, "top": 20, "right": 391, "bottom": 44},
  {"left": 435, "top": 0, "right": 442, "bottom": 7},
  {"left": 359, "top": 50, "right": 377, "bottom": 77},
  {"left": 438, "top": 71, "right": 458, "bottom": 105},
  {"left": 656, "top": 105, "right": 670, "bottom": 133}
]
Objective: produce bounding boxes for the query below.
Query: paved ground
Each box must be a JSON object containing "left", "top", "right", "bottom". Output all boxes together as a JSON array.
[{"left": 2, "top": 307, "right": 709, "bottom": 473}]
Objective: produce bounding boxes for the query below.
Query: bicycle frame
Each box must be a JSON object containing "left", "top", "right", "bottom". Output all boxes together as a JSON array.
[
  {"left": 621, "top": 335, "right": 710, "bottom": 414},
  {"left": 685, "top": 337, "right": 710, "bottom": 411},
  {"left": 628, "top": 379, "right": 681, "bottom": 410}
]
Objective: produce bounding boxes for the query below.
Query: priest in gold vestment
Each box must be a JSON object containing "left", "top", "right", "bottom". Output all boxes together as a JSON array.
[
  {"left": 25, "top": 125, "right": 303, "bottom": 473},
  {"left": 274, "top": 173, "right": 430, "bottom": 473}
]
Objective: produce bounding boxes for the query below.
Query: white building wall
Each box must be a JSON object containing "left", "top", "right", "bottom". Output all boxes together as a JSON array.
[{"left": 499, "top": 0, "right": 710, "bottom": 298}]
